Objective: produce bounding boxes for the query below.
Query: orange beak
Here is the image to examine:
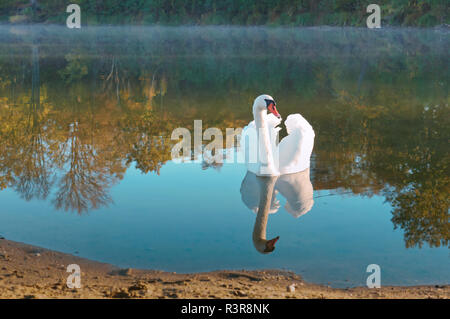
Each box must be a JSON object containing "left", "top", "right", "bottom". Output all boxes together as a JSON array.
[{"left": 268, "top": 103, "right": 281, "bottom": 118}]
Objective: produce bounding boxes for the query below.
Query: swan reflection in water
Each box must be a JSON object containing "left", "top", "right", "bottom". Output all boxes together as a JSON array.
[{"left": 240, "top": 168, "right": 314, "bottom": 254}]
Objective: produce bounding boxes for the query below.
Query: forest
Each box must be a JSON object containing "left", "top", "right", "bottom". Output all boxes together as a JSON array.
[{"left": 1, "top": 0, "right": 449, "bottom": 26}]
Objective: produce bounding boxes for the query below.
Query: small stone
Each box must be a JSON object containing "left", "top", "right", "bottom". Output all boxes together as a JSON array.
[
  {"left": 111, "top": 289, "right": 131, "bottom": 298},
  {"left": 128, "top": 282, "right": 147, "bottom": 291},
  {"left": 118, "top": 268, "right": 133, "bottom": 276},
  {"left": 35, "top": 253, "right": 41, "bottom": 257},
  {"left": 287, "top": 284, "right": 296, "bottom": 292},
  {"left": 233, "top": 290, "right": 247, "bottom": 297}
]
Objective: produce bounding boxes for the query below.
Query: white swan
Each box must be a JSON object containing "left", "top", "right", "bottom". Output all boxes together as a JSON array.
[{"left": 239, "top": 94, "right": 315, "bottom": 176}]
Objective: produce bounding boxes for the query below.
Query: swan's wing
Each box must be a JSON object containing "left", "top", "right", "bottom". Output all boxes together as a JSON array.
[
  {"left": 285, "top": 113, "right": 314, "bottom": 135},
  {"left": 278, "top": 130, "right": 314, "bottom": 174},
  {"left": 277, "top": 113, "right": 315, "bottom": 175},
  {"left": 275, "top": 169, "right": 314, "bottom": 218},
  {"left": 240, "top": 171, "right": 280, "bottom": 214}
]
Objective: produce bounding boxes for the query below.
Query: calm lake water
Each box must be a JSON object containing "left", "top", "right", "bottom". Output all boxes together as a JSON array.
[{"left": 0, "top": 26, "right": 448, "bottom": 288}]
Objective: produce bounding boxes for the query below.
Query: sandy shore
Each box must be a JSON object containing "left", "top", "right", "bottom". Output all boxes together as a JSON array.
[{"left": 0, "top": 238, "right": 448, "bottom": 299}]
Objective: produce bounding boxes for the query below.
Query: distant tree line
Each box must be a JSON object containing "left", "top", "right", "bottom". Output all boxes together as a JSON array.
[{"left": 1, "top": 0, "right": 449, "bottom": 26}]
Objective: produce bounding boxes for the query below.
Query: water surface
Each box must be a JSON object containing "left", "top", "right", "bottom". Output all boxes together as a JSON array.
[{"left": 0, "top": 26, "right": 448, "bottom": 287}]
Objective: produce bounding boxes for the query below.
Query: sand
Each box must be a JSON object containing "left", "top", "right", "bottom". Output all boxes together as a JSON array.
[{"left": 0, "top": 238, "right": 448, "bottom": 299}]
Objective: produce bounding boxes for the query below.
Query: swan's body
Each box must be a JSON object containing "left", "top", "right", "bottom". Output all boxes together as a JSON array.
[{"left": 240, "top": 95, "right": 315, "bottom": 176}]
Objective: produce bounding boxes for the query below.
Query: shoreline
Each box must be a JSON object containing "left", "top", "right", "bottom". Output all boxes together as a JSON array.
[{"left": 0, "top": 238, "right": 448, "bottom": 299}]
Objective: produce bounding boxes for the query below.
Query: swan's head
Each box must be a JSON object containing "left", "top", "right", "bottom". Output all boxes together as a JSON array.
[
  {"left": 253, "top": 94, "right": 280, "bottom": 119},
  {"left": 253, "top": 236, "right": 280, "bottom": 254}
]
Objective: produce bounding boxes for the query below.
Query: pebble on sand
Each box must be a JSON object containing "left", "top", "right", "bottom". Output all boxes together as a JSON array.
[{"left": 118, "top": 268, "right": 133, "bottom": 276}]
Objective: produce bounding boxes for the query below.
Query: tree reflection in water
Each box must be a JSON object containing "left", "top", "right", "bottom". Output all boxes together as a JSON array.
[{"left": 0, "top": 26, "right": 447, "bottom": 248}]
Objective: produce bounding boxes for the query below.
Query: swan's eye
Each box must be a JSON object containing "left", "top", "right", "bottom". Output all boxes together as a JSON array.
[{"left": 264, "top": 99, "right": 275, "bottom": 107}]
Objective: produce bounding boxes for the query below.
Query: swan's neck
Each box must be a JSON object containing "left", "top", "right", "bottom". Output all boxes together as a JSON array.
[
  {"left": 253, "top": 108, "right": 267, "bottom": 130},
  {"left": 253, "top": 176, "right": 277, "bottom": 252},
  {"left": 253, "top": 108, "right": 277, "bottom": 174}
]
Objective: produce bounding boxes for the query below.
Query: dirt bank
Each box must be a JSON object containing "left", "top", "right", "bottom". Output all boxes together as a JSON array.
[{"left": 0, "top": 239, "right": 448, "bottom": 299}]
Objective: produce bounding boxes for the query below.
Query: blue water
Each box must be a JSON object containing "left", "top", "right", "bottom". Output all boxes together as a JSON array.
[{"left": 0, "top": 161, "right": 448, "bottom": 288}]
